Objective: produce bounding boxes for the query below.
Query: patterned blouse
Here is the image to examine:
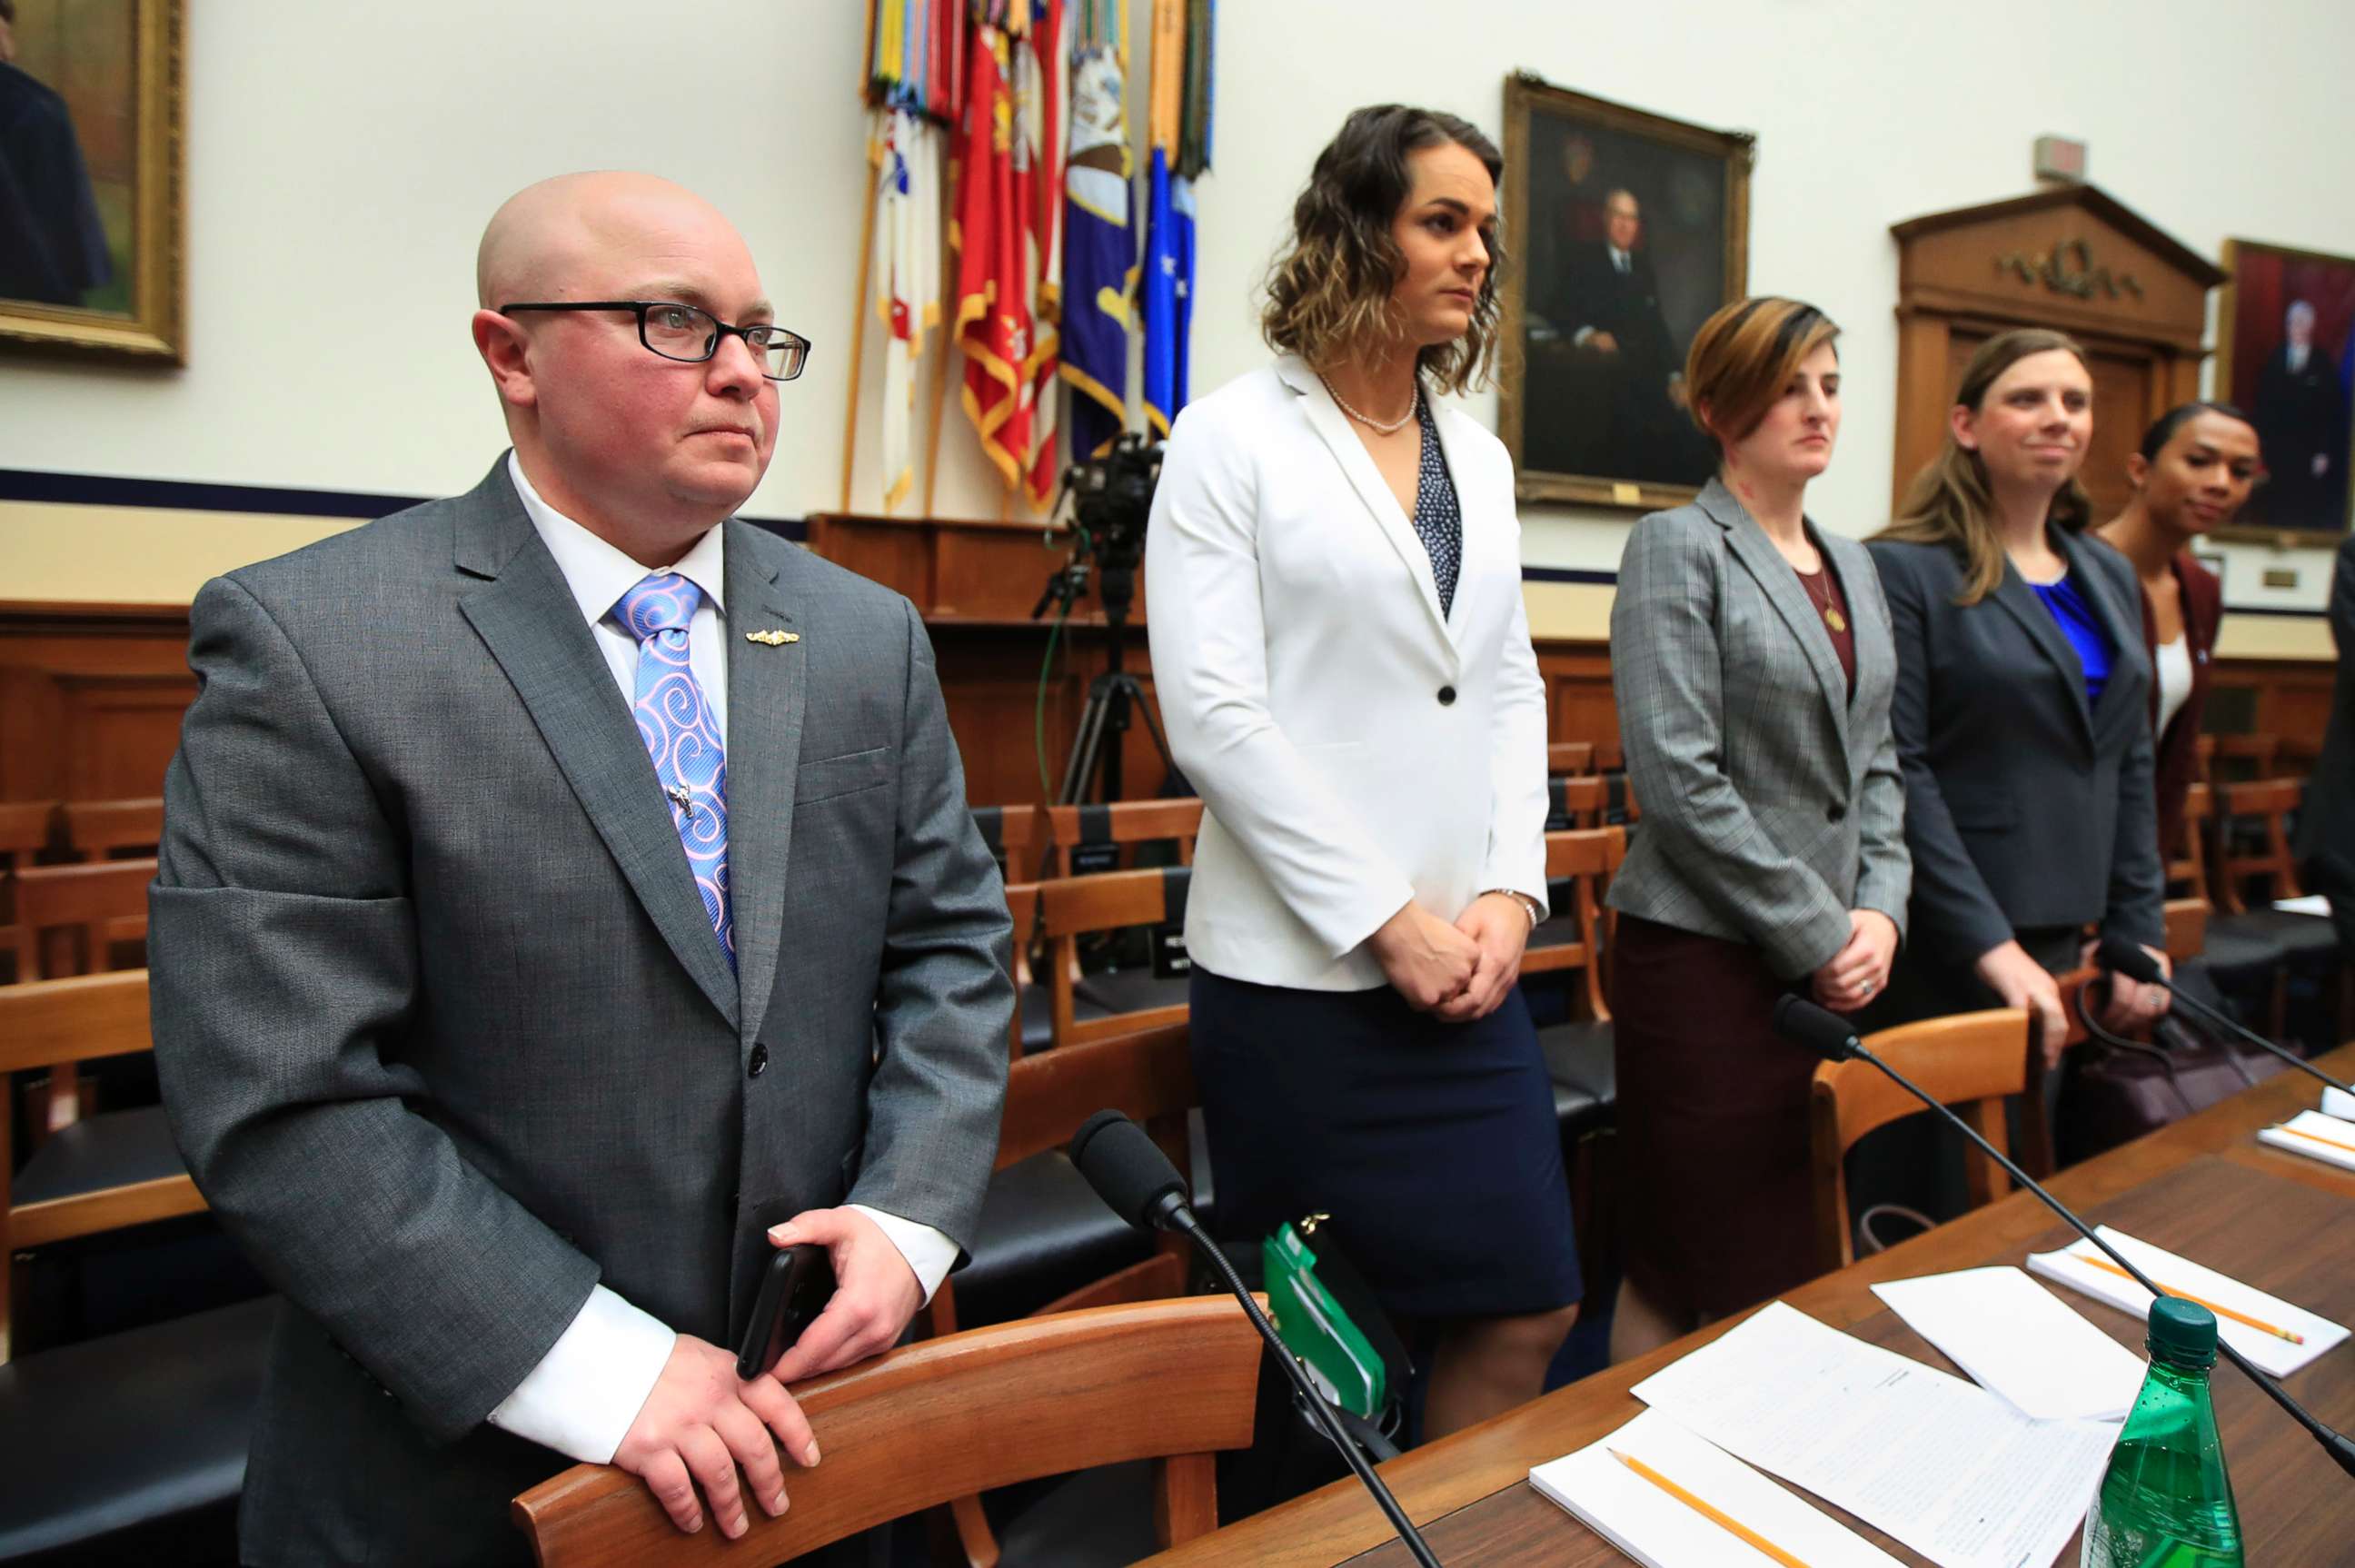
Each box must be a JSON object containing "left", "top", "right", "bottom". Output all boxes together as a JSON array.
[{"left": 1410, "top": 394, "right": 1464, "bottom": 617}]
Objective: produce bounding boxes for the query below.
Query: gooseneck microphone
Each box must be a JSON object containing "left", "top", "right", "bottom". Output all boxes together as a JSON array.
[
  {"left": 1068, "top": 1110, "right": 1446, "bottom": 1567},
  {"left": 1773, "top": 995, "right": 2355, "bottom": 1479},
  {"left": 2097, "top": 934, "right": 2355, "bottom": 1097}
]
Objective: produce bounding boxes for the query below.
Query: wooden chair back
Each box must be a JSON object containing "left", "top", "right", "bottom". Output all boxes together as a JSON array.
[
  {"left": 512, "top": 1296, "right": 1262, "bottom": 1568},
  {"left": 1545, "top": 774, "right": 1607, "bottom": 830},
  {"left": 0, "top": 971, "right": 205, "bottom": 1361},
  {"left": 971, "top": 804, "right": 1048, "bottom": 883},
  {"left": 2215, "top": 779, "right": 2305, "bottom": 912},
  {"left": 2163, "top": 898, "right": 2209, "bottom": 963},
  {"left": 12, "top": 858, "right": 155, "bottom": 983},
  {"left": 0, "top": 800, "right": 62, "bottom": 983},
  {"left": 1810, "top": 1007, "right": 2038, "bottom": 1272},
  {"left": 62, "top": 798, "right": 164, "bottom": 860},
  {"left": 2170, "top": 782, "right": 2211, "bottom": 900},
  {"left": 1038, "top": 868, "right": 1190, "bottom": 1049},
  {"left": 1546, "top": 741, "right": 1596, "bottom": 777},
  {"left": 1002, "top": 882, "right": 1039, "bottom": 1058},
  {"left": 1524, "top": 829, "right": 1625, "bottom": 1024},
  {"left": 2210, "top": 732, "right": 2280, "bottom": 784},
  {"left": 1039, "top": 798, "right": 1204, "bottom": 877}
]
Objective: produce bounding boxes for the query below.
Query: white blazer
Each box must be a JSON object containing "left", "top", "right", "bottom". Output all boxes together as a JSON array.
[{"left": 1145, "top": 352, "right": 1550, "bottom": 991}]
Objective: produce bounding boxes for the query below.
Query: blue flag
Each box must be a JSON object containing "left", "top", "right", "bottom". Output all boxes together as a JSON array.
[
  {"left": 1140, "top": 145, "right": 1195, "bottom": 438},
  {"left": 1060, "top": 45, "right": 1133, "bottom": 460}
]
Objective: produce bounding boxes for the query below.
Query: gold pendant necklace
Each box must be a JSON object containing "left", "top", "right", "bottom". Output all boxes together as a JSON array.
[{"left": 1800, "top": 567, "right": 1846, "bottom": 633}]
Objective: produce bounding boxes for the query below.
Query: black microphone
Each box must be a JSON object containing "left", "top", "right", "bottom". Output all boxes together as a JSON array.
[
  {"left": 2097, "top": 935, "right": 2355, "bottom": 1097},
  {"left": 1068, "top": 1111, "right": 1446, "bottom": 1567},
  {"left": 1774, "top": 995, "right": 2355, "bottom": 1479}
]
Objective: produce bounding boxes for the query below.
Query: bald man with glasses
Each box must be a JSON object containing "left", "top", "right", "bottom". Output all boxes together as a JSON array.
[{"left": 150, "top": 172, "right": 1011, "bottom": 1566}]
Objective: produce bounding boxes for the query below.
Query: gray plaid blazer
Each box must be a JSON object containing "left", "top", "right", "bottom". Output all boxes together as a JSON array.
[
  {"left": 148, "top": 457, "right": 1011, "bottom": 1564},
  {"left": 1606, "top": 478, "right": 1910, "bottom": 979}
]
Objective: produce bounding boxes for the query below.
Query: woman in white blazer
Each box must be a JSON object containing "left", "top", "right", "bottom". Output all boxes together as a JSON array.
[{"left": 1146, "top": 104, "right": 1577, "bottom": 1439}]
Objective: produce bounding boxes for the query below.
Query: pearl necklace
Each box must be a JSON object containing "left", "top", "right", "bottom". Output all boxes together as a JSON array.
[{"left": 1318, "top": 371, "right": 1421, "bottom": 435}]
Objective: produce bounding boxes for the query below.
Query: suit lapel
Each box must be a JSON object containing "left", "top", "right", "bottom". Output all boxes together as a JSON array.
[
  {"left": 720, "top": 524, "right": 807, "bottom": 1047},
  {"left": 1988, "top": 551, "right": 2096, "bottom": 751},
  {"left": 1273, "top": 354, "right": 1453, "bottom": 648},
  {"left": 453, "top": 462, "right": 741, "bottom": 1029},
  {"left": 1701, "top": 480, "right": 1853, "bottom": 760}
]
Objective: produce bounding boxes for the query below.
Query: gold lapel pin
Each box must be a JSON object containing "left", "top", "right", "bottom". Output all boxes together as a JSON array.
[{"left": 744, "top": 629, "right": 800, "bottom": 647}]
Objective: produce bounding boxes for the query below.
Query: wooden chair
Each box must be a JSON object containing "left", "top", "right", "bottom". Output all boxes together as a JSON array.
[
  {"left": 2168, "top": 782, "right": 2212, "bottom": 899},
  {"left": 61, "top": 798, "right": 164, "bottom": 861},
  {"left": 1038, "top": 868, "right": 1191, "bottom": 1049},
  {"left": 972, "top": 805, "right": 1048, "bottom": 884},
  {"left": 1002, "top": 882, "right": 1040, "bottom": 1059},
  {"left": 1527, "top": 829, "right": 1625, "bottom": 1289},
  {"left": 2210, "top": 732, "right": 2281, "bottom": 785},
  {"left": 2164, "top": 898, "right": 2209, "bottom": 964},
  {"left": 2214, "top": 779, "right": 2308, "bottom": 912},
  {"left": 0, "top": 972, "right": 205, "bottom": 1362},
  {"left": 1545, "top": 741, "right": 1596, "bottom": 777},
  {"left": 0, "top": 800, "right": 60, "bottom": 984},
  {"left": 1523, "top": 827, "right": 1623, "bottom": 1017},
  {"left": 928, "top": 1020, "right": 1198, "bottom": 1568},
  {"left": 1039, "top": 798, "right": 1203, "bottom": 877},
  {"left": 12, "top": 858, "right": 155, "bottom": 983},
  {"left": 1809, "top": 1007, "right": 2042, "bottom": 1272},
  {"left": 512, "top": 1296, "right": 1262, "bottom": 1568},
  {"left": 1543, "top": 774, "right": 1606, "bottom": 831}
]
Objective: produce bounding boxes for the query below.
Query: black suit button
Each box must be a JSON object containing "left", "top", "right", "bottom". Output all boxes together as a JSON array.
[
  {"left": 748, "top": 1045, "right": 770, "bottom": 1079},
  {"left": 1827, "top": 802, "right": 1847, "bottom": 823},
  {"left": 1437, "top": 685, "right": 1457, "bottom": 706}
]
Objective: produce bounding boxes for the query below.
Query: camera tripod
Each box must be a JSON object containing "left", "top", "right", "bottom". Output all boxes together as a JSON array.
[{"left": 1053, "top": 559, "right": 1175, "bottom": 806}]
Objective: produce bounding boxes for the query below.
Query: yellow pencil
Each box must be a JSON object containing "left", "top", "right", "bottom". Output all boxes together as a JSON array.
[
  {"left": 2274, "top": 1122, "right": 2355, "bottom": 1158},
  {"left": 2074, "top": 1255, "right": 2306, "bottom": 1345},
  {"left": 1608, "top": 1448, "right": 1816, "bottom": 1568}
]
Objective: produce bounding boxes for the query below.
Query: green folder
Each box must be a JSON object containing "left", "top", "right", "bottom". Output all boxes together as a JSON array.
[{"left": 1261, "top": 1216, "right": 1410, "bottom": 1421}]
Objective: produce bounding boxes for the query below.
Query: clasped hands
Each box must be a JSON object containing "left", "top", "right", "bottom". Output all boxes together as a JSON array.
[
  {"left": 1368, "top": 893, "right": 1533, "bottom": 1020},
  {"left": 609, "top": 1206, "right": 923, "bottom": 1539}
]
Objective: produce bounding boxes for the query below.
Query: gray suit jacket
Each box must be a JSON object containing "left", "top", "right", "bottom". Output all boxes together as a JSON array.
[
  {"left": 1867, "top": 525, "right": 2164, "bottom": 970},
  {"left": 148, "top": 458, "right": 1011, "bottom": 1565},
  {"left": 1607, "top": 479, "right": 1911, "bottom": 979}
]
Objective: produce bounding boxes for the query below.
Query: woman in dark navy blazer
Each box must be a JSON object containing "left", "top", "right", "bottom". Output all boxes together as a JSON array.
[{"left": 1866, "top": 329, "right": 2173, "bottom": 1054}]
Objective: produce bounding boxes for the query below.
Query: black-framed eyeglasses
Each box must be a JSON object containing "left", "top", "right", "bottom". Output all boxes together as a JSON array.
[{"left": 498, "top": 300, "right": 811, "bottom": 382}]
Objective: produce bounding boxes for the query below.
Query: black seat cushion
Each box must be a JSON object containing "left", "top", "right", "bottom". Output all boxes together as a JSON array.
[
  {"left": 2228, "top": 908, "right": 2341, "bottom": 963},
  {"left": 1536, "top": 1019, "right": 1616, "bottom": 1138},
  {"left": 1071, "top": 968, "right": 1189, "bottom": 1017},
  {"left": 14, "top": 1104, "right": 185, "bottom": 1208},
  {"left": 951, "top": 1153, "right": 1154, "bottom": 1326},
  {"left": 2199, "top": 915, "right": 2289, "bottom": 980},
  {"left": 987, "top": 1459, "right": 1159, "bottom": 1566},
  {"left": 0, "top": 1295, "right": 274, "bottom": 1566},
  {"left": 1016, "top": 981, "right": 1113, "bottom": 1052}
]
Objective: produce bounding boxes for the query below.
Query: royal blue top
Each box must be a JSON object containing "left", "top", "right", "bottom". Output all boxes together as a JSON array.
[{"left": 2031, "top": 571, "right": 2112, "bottom": 709}]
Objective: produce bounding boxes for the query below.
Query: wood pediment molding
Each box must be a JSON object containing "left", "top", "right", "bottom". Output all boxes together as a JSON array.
[{"left": 1892, "top": 184, "right": 2222, "bottom": 352}]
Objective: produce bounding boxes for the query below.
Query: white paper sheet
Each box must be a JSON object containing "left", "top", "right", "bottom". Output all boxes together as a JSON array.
[
  {"left": 1871, "top": 1266, "right": 2145, "bottom": 1422},
  {"left": 2258, "top": 1109, "right": 2355, "bottom": 1172},
  {"left": 2271, "top": 893, "right": 2334, "bottom": 918},
  {"left": 2322, "top": 1086, "right": 2355, "bottom": 1122},
  {"left": 1529, "top": 1408, "right": 1906, "bottom": 1568},
  {"left": 2024, "top": 1226, "right": 2350, "bottom": 1377},
  {"left": 1631, "top": 1301, "right": 2114, "bottom": 1568}
]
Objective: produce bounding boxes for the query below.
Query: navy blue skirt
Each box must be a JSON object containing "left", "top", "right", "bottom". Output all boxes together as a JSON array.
[{"left": 1189, "top": 966, "right": 1582, "bottom": 1320}]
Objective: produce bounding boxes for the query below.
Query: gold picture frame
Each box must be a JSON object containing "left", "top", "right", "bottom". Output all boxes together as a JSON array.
[
  {"left": 2211, "top": 236, "right": 2355, "bottom": 542},
  {"left": 1499, "top": 73, "right": 1752, "bottom": 511},
  {"left": 0, "top": 0, "right": 185, "bottom": 363}
]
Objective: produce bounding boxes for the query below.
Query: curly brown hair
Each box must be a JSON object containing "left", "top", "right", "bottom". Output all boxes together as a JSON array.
[{"left": 1260, "top": 104, "right": 1505, "bottom": 397}]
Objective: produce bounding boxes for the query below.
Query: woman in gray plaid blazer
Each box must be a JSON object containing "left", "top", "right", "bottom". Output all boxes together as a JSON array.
[{"left": 1605, "top": 299, "right": 1912, "bottom": 1361}]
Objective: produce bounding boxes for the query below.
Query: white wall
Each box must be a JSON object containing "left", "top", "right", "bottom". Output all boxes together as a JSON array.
[{"left": 6, "top": 0, "right": 2353, "bottom": 609}]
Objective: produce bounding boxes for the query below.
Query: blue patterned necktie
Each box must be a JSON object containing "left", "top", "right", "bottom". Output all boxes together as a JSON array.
[{"left": 615, "top": 572, "right": 732, "bottom": 968}]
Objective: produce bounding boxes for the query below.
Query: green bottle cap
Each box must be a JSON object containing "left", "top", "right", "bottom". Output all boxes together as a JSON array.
[{"left": 2147, "top": 1296, "right": 2219, "bottom": 1365}]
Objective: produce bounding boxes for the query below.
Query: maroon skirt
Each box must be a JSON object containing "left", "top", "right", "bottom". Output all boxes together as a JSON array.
[{"left": 1611, "top": 914, "right": 1820, "bottom": 1317}]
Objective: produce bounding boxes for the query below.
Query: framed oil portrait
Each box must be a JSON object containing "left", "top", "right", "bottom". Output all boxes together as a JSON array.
[
  {"left": 1499, "top": 73, "right": 1752, "bottom": 510},
  {"left": 2215, "top": 239, "right": 2355, "bottom": 541},
  {"left": 0, "top": 0, "right": 184, "bottom": 363}
]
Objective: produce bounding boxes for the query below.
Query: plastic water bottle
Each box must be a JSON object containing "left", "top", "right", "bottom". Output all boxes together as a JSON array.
[{"left": 2082, "top": 1296, "right": 2243, "bottom": 1567}]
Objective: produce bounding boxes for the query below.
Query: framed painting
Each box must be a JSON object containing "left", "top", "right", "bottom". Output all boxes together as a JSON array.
[
  {"left": 0, "top": 0, "right": 184, "bottom": 362},
  {"left": 2215, "top": 237, "right": 2355, "bottom": 540},
  {"left": 1498, "top": 73, "right": 1752, "bottom": 509}
]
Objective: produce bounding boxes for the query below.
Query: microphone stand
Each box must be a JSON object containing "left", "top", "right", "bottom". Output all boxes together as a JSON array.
[
  {"left": 1847, "top": 1036, "right": 2355, "bottom": 1479},
  {"left": 1168, "top": 1206, "right": 1446, "bottom": 1567},
  {"left": 2145, "top": 974, "right": 2354, "bottom": 1098}
]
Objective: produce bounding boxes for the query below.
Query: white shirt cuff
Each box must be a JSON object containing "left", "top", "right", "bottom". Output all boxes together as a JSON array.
[
  {"left": 849, "top": 1204, "right": 959, "bottom": 1305},
  {"left": 486, "top": 1285, "right": 676, "bottom": 1464}
]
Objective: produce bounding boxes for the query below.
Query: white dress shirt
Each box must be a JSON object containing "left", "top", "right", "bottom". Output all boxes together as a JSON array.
[{"left": 486, "top": 453, "right": 957, "bottom": 1464}]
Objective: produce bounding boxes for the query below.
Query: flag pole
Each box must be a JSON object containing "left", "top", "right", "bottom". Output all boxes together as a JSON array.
[
  {"left": 839, "top": 3, "right": 885, "bottom": 515},
  {"left": 919, "top": 144, "right": 959, "bottom": 519}
]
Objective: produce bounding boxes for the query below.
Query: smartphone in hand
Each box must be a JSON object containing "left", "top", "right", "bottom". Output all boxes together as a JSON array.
[{"left": 734, "top": 1243, "right": 838, "bottom": 1381}]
